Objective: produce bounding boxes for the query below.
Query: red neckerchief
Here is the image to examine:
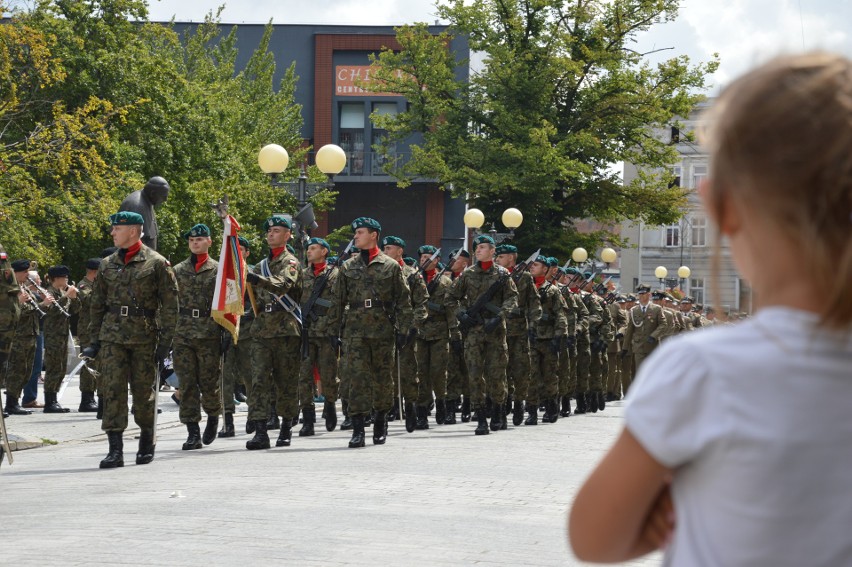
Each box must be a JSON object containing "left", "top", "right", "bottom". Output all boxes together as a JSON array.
[
  {"left": 193, "top": 253, "right": 209, "bottom": 272},
  {"left": 123, "top": 241, "right": 142, "bottom": 264},
  {"left": 368, "top": 247, "right": 380, "bottom": 262},
  {"left": 452, "top": 270, "right": 462, "bottom": 279},
  {"left": 313, "top": 262, "right": 327, "bottom": 277},
  {"left": 569, "top": 287, "right": 580, "bottom": 293},
  {"left": 270, "top": 247, "right": 286, "bottom": 260},
  {"left": 507, "top": 266, "right": 515, "bottom": 273},
  {"left": 397, "top": 258, "right": 405, "bottom": 267},
  {"left": 534, "top": 276, "right": 546, "bottom": 289},
  {"left": 480, "top": 260, "right": 493, "bottom": 271},
  {"left": 425, "top": 269, "right": 436, "bottom": 283}
]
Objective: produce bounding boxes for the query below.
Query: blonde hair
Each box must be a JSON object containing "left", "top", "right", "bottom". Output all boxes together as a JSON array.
[{"left": 701, "top": 52, "right": 852, "bottom": 329}]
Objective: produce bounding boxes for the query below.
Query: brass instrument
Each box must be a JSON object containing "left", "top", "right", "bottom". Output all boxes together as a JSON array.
[
  {"left": 27, "top": 276, "right": 71, "bottom": 318},
  {"left": 19, "top": 283, "right": 47, "bottom": 317}
]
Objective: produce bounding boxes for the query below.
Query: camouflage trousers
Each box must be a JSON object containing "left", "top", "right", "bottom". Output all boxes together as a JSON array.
[
  {"left": 43, "top": 331, "right": 69, "bottom": 394},
  {"left": 3, "top": 335, "right": 36, "bottom": 398},
  {"left": 607, "top": 348, "right": 622, "bottom": 397},
  {"left": 463, "top": 328, "right": 508, "bottom": 410},
  {"left": 589, "top": 344, "right": 606, "bottom": 393},
  {"left": 174, "top": 338, "right": 222, "bottom": 423},
  {"left": 569, "top": 333, "right": 591, "bottom": 394},
  {"left": 529, "top": 339, "right": 559, "bottom": 405},
  {"left": 505, "top": 333, "right": 531, "bottom": 402},
  {"left": 247, "top": 336, "right": 300, "bottom": 422},
  {"left": 415, "top": 337, "right": 448, "bottom": 406},
  {"left": 446, "top": 345, "right": 469, "bottom": 401},
  {"left": 80, "top": 364, "right": 97, "bottom": 394},
  {"left": 395, "top": 341, "right": 419, "bottom": 404},
  {"left": 299, "top": 337, "right": 339, "bottom": 410},
  {"left": 100, "top": 341, "right": 157, "bottom": 432},
  {"left": 223, "top": 337, "right": 252, "bottom": 414},
  {"left": 622, "top": 352, "right": 635, "bottom": 395},
  {"left": 344, "top": 337, "right": 394, "bottom": 417},
  {"left": 558, "top": 344, "right": 576, "bottom": 398}
]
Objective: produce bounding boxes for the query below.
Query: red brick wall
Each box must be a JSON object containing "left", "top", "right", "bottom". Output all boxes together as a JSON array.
[{"left": 424, "top": 187, "right": 444, "bottom": 246}]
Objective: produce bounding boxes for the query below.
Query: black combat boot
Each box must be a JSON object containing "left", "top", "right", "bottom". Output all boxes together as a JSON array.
[
  {"left": 512, "top": 399, "right": 524, "bottom": 426},
  {"left": 266, "top": 403, "right": 280, "bottom": 430},
  {"left": 234, "top": 384, "right": 247, "bottom": 403},
  {"left": 574, "top": 391, "right": 587, "bottom": 415},
  {"left": 218, "top": 412, "right": 235, "bottom": 438},
  {"left": 388, "top": 398, "right": 400, "bottom": 422},
  {"left": 547, "top": 399, "right": 560, "bottom": 423},
  {"left": 560, "top": 395, "right": 572, "bottom": 417},
  {"left": 202, "top": 415, "right": 219, "bottom": 445},
  {"left": 404, "top": 401, "right": 417, "bottom": 433},
  {"left": 444, "top": 398, "right": 457, "bottom": 424},
  {"left": 276, "top": 421, "right": 292, "bottom": 447},
  {"left": 246, "top": 420, "right": 270, "bottom": 450},
  {"left": 415, "top": 405, "right": 429, "bottom": 430},
  {"left": 474, "top": 408, "right": 489, "bottom": 435},
  {"left": 587, "top": 391, "right": 598, "bottom": 414},
  {"left": 99, "top": 431, "right": 124, "bottom": 469},
  {"left": 4, "top": 393, "right": 32, "bottom": 415},
  {"left": 435, "top": 399, "right": 445, "bottom": 425},
  {"left": 595, "top": 390, "right": 606, "bottom": 412},
  {"left": 490, "top": 403, "right": 503, "bottom": 432},
  {"left": 340, "top": 400, "right": 353, "bottom": 431},
  {"left": 364, "top": 412, "right": 373, "bottom": 427},
  {"left": 246, "top": 419, "right": 256, "bottom": 434},
  {"left": 136, "top": 428, "right": 155, "bottom": 465},
  {"left": 348, "top": 415, "right": 365, "bottom": 448},
  {"left": 96, "top": 395, "right": 103, "bottom": 419},
  {"left": 524, "top": 402, "right": 538, "bottom": 425},
  {"left": 299, "top": 406, "right": 315, "bottom": 437},
  {"left": 182, "top": 422, "right": 202, "bottom": 450},
  {"left": 78, "top": 391, "right": 98, "bottom": 412},
  {"left": 43, "top": 392, "right": 70, "bottom": 413},
  {"left": 373, "top": 411, "right": 388, "bottom": 445},
  {"left": 460, "top": 398, "right": 471, "bottom": 423},
  {"left": 324, "top": 400, "right": 337, "bottom": 432}
]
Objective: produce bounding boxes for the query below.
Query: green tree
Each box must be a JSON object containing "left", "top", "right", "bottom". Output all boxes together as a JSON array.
[{"left": 369, "top": 1, "right": 718, "bottom": 257}]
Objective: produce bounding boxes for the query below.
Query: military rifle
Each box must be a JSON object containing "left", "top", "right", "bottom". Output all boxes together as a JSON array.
[
  {"left": 458, "top": 249, "right": 538, "bottom": 331},
  {"left": 301, "top": 239, "right": 353, "bottom": 360},
  {"left": 426, "top": 250, "right": 456, "bottom": 296},
  {"left": 511, "top": 248, "right": 541, "bottom": 283}
]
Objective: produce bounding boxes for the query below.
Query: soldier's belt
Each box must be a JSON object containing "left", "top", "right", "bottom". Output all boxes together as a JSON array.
[
  {"left": 349, "top": 299, "right": 387, "bottom": 310},
  {"left": 426, "top": 301, "right": 445, "bottom": 313},
  {"left": 263, "top": 302, "right": 292, "bottom": 313},
  {"left": 179, "top": 307, "right": 211, "bottom": 318},
  {"left": 108, "top": 305, "right": 157, "bottom": 317}
]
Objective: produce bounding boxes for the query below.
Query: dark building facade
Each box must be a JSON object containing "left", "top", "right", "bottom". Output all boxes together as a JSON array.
[{"left": 171, "top": 22, "right": 469, "bottom": 253}]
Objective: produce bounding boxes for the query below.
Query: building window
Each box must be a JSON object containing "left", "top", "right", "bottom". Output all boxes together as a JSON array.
[
  {"left": 690, "top": 277, "right": 705, "bottom": 305},
  {"left": 339, "top": 102, "right": 365, "bottom": 175},
  {"left": 663, "top": 224, "right": 680, "bottom": 247},
  {"left": 690, "top": 215, "right": 707, "bottom": 247},
  {"left": 668, "top": 164, "right": 681, "bottom": 188},
  {"left": 691, "top": 164, "right": 707, "bottom": 189},
  {"left": 371, "top": 102, "right": 398, "bottom": 175}
]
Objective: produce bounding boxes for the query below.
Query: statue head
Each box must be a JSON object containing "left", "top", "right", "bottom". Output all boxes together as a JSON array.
[{"left": 142, "top": 176, "right": 170, "bottom": 207}]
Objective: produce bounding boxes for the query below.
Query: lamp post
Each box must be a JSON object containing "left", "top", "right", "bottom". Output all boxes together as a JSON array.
[
  {"left": 258, "top": 143, "right": 347, "bottom": 238},
  {"left": 464, "top": 207, "right": 523, "bottom": 244},
  {"left": 677, "top": 265, "right": 691, "bottom": 290},
  {"left": 654, "top": 266, "right": 668, "bottom": 290},
  {"left": 600, "top": 247, "right": 617, "bottom": 268}
]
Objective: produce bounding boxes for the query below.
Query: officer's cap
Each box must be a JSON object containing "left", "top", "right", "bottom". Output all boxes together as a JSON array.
[
  {"left": 626, "top": 294, "right": 638, "bottom": 302},
  {"left": 403, "top": 256, "right": 417, "bottom": 267},
  {"left": 47, "top": 265, "right": 70, "bottom": 278},
  {"left": 495, "top": 244, "right": 517, "bottom": 255},
  {"left": 351, "top": 217, "right": 381, "bottom": 232},
  {"left": 182, "top": 223, "right": 211, "bottom": 240},
  {"left": 417, "top": 245, "right": 438, "bottom": 256},
  {"left": 681, "top": 296, "right": 695, "bottom": 304},
  {"left": 381, "top": 235, "right": 405, "bottom": 249},
  {"left": 307, "top": 237, "right": 330, "bottom": 252},
  {"left": 11, "top": 259, "right": 31, "bottom": 273},
  {"left": 85, "top": 258, "right": 102, "bottom": 270},
  {"left": 616, "top": 295, "right": 627, "bottom": 303},
  {"left": 705, "top": 306, "right": 715, "bottom": 314},
  {"left": 636, "top": 283, "right": 651, "bottom": 294},
  {"left": 472, "top": 234, "right": 495, "bottom": 247},
  {"left": 109, "top": 211, "right": 144, "bottom": 226},
  {"left": 263, "top": 215, "right": 291, "bottom": 231},
  {"left": 237, "top": 236, "right": 251, "bottom": 251},
  {"left": 651, "top": 290, "right": 666, "bottom": 300}
]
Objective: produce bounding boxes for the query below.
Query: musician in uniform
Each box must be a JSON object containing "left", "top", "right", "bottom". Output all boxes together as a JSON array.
[
  {"left": 0, "top": 246, "right": 22, "bottom": 417},
  {"left": 76, "top": 258, "right": 102, "bottom": 413},
  {"left": 42, "top": 265, "right": 80, "bottom": 413}
]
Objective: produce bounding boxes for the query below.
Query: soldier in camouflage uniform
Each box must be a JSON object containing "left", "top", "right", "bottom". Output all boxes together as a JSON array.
[
  {"left": 327, "top": 217, "right": 412, "bottom": 448},
  {"left": 220, "top": 236, "right": 254, "bottom": 438},
  {"left": 381, "top": 236, "right": 427, "bottom": 430},
  {"left": 445, "top": 250, "right": 471, "bottom": 422},
  {"left": 556, "top": 268, "right": 583, "bottom": 416},
  {"left": 449, "top": 235, "right": 519, "bottom": 435},
  {"left": 297, "top": 237, "right": 340, "bottom": 436},
  {"left": 581, "top": 279, "right": 614, "bottom": 412},
  {"left": 606, "top": 295, "right": 628, "bottom": 401},
  {"left": 414, "top": 245, "right": 458, "bottom": 427},
  {"left": 0, "top": 245, "right": 22, "bottom": 418},
  {"left": 494, "top": 244, "right": 540, "bottom": 427},
  {"left": 526, "top": 257, "right": 568, "bottom": 424},
  {"left": 243, "top": 216, "right": 303, "bottom": 450},
  {"left": 3, "top": 260, "right": 52, "bottom": 416},
  {"left": 42, "top": 265, "right": 80, "bottom": 413},
  {"left": 76, "top": 258, "right": 102, "bottom": 412},
  {"left": 85, "top": 211, "right": 179, "bottom": 468},
  {"left": 172, "top": 224, "right": 223, "bottom": 451},
  {"left": 564, "top": 267, "right": 594, "bottom": 415},
  {"left": 653, "top": 291, "right": 682, "bottom": 341}
]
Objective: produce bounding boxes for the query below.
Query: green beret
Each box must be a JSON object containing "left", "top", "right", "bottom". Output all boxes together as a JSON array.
[
  {"left": 567, "top": 267, "right": 581, "bottom": 276},
  {"left": 472, "top": 234, "right": 495, "bottom": 247},
  {"left": 351, "top": 217, "right": 381, "bottom": 232},
  {"left": 263, "top": 215, "right": 291, "bottom": 231},
  {"left": 85, "top": 258, "right": 102, "bottom": 270},
  {"left": 532, "top": 256, "right": 548, "bottom": 266},
  {"left": 328, "top": 255, "right": 339, "bottom": 264},
  {"left": 237, "top": 236, "right": 250, "bottom": 250},
  {"left": 47, "top": 265, "right": 70, "bottom": 278},
  {"left": 452, "top": 249, "right": 471, "bottom": 259},
  {"left": 545, "top": 257, "right": 558, "bottom": 268},
  {"left": 436, "top": 262, "right": 446, "bottom": 271},
  {"left": 417, "top": 245, "right": 438, "bottom": 256},
  {"left": 307, "top": 237, "right": 330, "bottom": 252},
  {"left": 182, "top": 223, "right": 211, "bottom": 239},
  {"left": 381, "top": 235, "right": 406, "bottom": 249},
  {"left": 495, "top": 244, "right": 517, "bottom": 255},
  {"left": 286, "top": 244, "right": 296, "bottom": 255},
  {"left": 557, "top": 267, "right": 568, "bottom": 275},
  {"left": 403, "top": 256, "right": 416, "bottom": 267},
  {"left": 110, "top": 211, "right": 144, "bottom": 226}
]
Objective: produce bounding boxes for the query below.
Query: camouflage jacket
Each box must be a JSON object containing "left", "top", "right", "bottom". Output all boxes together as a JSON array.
[
  {"left": 581, "top": 291, "right": 606, "bottom": 340},
  {"left": 15, "top": 289, "right": 44, "bottom": 338},
  {"left": 448, "top": 262, "right": 518, "bottom": 335},
  {"left": 0, "top": 243, "right": 21, "bottom": 352},
  {"left": 174, "top": 256, "right": 220, "bottom": 341},
  {"left": 300, "top": 263, "right": 339, "bottom": 338},
  {"left": 505, "top": 270, "right": 541, "bottom": 337},
  {"left": 608, "top": 302, "right": 628, "bottom": 352},
  {"left": 43, "top": 286, "right": 80, "bottom": 341},
  {"left": 558, "top": 286, "right": 582, "bottom": 338},
  {"left": 401, "top": 263, "right": 428, "bottom": 332},
  {"left": 328, "top": 251, "right": 412, "bottom": 340},
  {"left": 420, "top": 271, "right": 458, "bottom": 341},
  {"left": 88, "top": 244, "right": 179, "bottom": 346},
  {"left": 533, "top": 281, "right": 568, "bottom": 339},
  {"left": 250, "top": 251, "right": 303, "bottom": 339},
  {"left": 76, "top": 277, "right": 96, "bottom": 347}
]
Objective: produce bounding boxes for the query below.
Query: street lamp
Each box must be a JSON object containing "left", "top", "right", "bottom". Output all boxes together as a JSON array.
[
  {"left": 654, "top": 266, "right": 668, "bottom": 290},
  {"left": 677, "top": 265, "right": 691, "bottom": 290},
  {"left": 465, "top": 207, "right": 523, "bottom": 244},
  {"left": 571, "top": 247, "right": 588, "bottom": 264},
  {"left": 600, "top": 247, "right": 617, "bottom": 267},
  {"left": 258, "top": 143, "right": 347, "bottom": 238}
]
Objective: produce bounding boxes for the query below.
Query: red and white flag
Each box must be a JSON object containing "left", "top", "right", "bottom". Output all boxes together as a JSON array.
[{"left": 212, "top": 215, "right": 246, "bottom": 344}]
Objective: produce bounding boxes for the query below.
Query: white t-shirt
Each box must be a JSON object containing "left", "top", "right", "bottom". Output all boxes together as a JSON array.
[{"left": 626, "top": 307, "right": 852, "bottom": 567}]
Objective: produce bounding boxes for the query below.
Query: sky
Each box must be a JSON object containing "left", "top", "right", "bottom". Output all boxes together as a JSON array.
[{"left": 135, "top": 0, "right": 852, "bottom": 91}]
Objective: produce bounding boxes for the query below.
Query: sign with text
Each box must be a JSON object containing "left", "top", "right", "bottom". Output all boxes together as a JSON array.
[{"left": 335, "top": 65, "right": 405, "bottom": 97}]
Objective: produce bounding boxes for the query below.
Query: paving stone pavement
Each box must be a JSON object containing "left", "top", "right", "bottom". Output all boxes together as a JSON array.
[{"left": 1, "top": 384, "right": 661, "bottom": 566}]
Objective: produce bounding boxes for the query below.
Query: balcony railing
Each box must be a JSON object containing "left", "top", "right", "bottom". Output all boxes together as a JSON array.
[{"left": 338, "top": 151, "right": 411, "bottom": 177}]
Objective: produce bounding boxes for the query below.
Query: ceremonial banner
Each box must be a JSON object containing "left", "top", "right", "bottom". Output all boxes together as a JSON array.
[{"left": 212, "top": 215, "right": 246, "bottom": 344}]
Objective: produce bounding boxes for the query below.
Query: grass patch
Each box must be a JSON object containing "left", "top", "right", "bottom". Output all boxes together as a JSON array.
[{"left": 41, "top": 438, "right": 58, "bottom": 445}]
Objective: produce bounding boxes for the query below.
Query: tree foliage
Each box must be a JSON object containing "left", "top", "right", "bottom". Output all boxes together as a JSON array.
[{"left": 369, "top": 0, "right": 719, "bottom": 257}]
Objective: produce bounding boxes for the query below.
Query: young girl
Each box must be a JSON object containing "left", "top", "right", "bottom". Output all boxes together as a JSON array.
[{"left": 569, "top": 52, "right": 852, "bottom": 565}]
